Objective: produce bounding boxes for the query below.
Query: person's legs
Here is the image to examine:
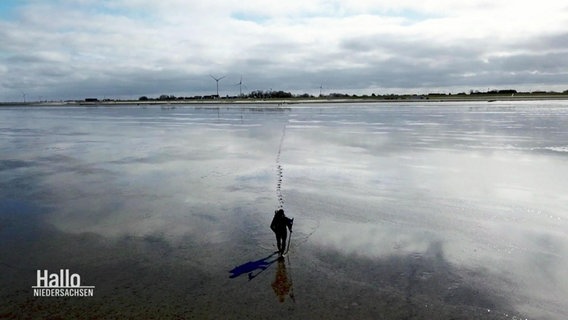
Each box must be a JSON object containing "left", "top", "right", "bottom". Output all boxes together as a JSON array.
[
  {"left": 276, "top": 234, "right": 282, "bottom": 253},
  {"left": 280, "top": 232, "right": 287, "bottom": 255}
]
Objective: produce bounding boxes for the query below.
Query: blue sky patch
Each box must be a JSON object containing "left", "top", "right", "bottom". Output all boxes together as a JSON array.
[
  {"left": 0, "top": 0, "right": 23, "bottom": 21},
  {"left": 231, "top": 11, "right": 270, "bottom": 24},
  {"left": 389, "top": 8, "right": 442, "bottom": 22},
  {"left": 88, "top": 3, "right": 153, "bottom": 20}
]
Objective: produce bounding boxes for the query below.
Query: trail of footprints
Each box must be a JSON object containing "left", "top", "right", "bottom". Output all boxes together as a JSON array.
[
  {"left": 276, "top": 164, "right": 284, "bottom": 208},
  {"left": 276, "top": 125, "right": 286, "bottom": 209}
]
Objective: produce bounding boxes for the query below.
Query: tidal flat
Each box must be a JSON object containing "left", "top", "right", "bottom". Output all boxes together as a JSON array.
[{"left": 1, "top": 102, "right": 567, "bottom": 319}]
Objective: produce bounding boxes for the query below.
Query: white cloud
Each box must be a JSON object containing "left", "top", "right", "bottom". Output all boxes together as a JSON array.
[{"left": 1, "top": 0, "right": 568, "bottom": 100}]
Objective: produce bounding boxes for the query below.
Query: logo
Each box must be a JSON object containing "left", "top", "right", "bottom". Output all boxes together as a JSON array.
[{"left": 32, "top": 269, "right": 95, "bottom": 297}]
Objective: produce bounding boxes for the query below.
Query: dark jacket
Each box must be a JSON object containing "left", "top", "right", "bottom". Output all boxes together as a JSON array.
[{"left": 271, "top": 210, "right": 293, "bottom": 234}]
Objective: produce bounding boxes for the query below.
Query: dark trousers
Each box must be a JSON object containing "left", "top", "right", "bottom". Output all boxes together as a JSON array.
[{"left": 276, "top": 230, "right": 288, "bottom": 254}]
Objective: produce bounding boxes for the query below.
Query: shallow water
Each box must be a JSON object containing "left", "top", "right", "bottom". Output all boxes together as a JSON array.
[{"left": 1, "top": 102, "right": 567, "bottom": 319}]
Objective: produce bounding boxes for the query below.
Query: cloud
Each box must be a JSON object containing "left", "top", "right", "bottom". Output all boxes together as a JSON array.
[{"left": 1, "top": 0, "right": 568, "bottom": 100}]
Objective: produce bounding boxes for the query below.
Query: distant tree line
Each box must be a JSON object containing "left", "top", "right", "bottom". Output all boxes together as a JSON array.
[
  {"left": 470, "top": 89, "right": 517, "bottom": 95},
  {"left": 139, "top": 90, "right": 298, "bottom": 101},
  {"left": 135, "top": 88, "right": 568, "bottom": 102},
  {"left": 248, "top": 90, "right": 294, "bottom": 99}
]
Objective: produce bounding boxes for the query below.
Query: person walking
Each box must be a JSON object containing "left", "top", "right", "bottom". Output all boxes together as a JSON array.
[{"left": 270, "top": 209, "right": 293, "bottom": 257}]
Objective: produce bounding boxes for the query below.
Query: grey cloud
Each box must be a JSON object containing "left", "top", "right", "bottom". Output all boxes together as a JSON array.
[
  {"left": 509, "top": 32, "right": 568, "bottom": 52},
  {"left": 2, "top": 3, "right": 568, "bottom": 101},
  {"left": 332, "top": 31, "right": 568, "bottom": 90},
  {"left": 6, "top": 54, "right": 50, "bottom": 64},
  {"left": 6, "top": 52, "right": 68, "bottom": 64},
  {"left": 494, "top": 52, "right": 568, "bottom": 73}
]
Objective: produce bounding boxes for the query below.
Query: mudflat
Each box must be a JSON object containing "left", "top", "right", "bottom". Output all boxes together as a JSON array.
[{"left": 1, "top": 102, "right": 567, "bottom": 319}]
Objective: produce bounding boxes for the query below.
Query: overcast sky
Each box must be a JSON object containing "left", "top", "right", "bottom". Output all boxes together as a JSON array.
[{"left": 1, "top": 0, "right": 568, "bottom": 101}]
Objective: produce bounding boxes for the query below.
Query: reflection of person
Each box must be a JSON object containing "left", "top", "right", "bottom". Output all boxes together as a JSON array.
[
  {"left": 270, "top": 209, "right": 293, "bottom": 257},
  {"left": 271, "top": 259, "right": 292, "bottom": 303}
]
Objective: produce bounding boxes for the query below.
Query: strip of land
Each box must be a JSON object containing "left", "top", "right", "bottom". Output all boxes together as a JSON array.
[{"left": 2, "top": 92, "right": 568, "bottom": 106}]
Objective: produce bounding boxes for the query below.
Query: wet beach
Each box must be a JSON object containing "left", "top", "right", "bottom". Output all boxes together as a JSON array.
[{"left": 1, "top": 102, "right": 568, "bottom": 319}]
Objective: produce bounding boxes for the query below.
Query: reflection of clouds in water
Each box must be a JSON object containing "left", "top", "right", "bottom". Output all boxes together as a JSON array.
[
  {"left": 281, "top": 107, "right": 568, "bottom": 316},
  {"left": 312, "top": 219, "right": 435, "bottom": 257},
  {"left": 3, "top": 104, "right": 568, "bottom": 318},
  {"left": 292, "top": 184, "right": 568, "bottom": 316},
  {"left": 40, "top": 112, "right": 286, "bottom": 242},
  {"left": 46, "top": 160, "right": 274, "bottom": 242}
]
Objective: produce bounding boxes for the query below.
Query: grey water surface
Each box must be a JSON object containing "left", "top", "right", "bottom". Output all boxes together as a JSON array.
[{"left": 1, "top": 102, "right": 567, "bottom": 319}]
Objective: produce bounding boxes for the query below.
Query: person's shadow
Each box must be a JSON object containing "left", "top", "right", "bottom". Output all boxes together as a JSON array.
[{"left": 228, "top": 252, "right": 279, "bottom": 280}]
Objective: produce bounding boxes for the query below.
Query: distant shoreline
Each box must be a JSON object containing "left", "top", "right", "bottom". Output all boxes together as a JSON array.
[{"left": 2, "top": 93, "right": 568, "bottom": 107}]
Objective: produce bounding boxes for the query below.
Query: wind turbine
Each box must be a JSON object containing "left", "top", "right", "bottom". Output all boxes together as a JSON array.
[
  {"left": 21, "top": 91, "right": 26, "bottom": 103},
  {"left": 319, "top": 83, "right": 323, "bottom": 97},
  {"left": 210, "top": 74, "right": 226, "bottom": 98},
  {"left": 235, "top": 75, "right": 245, "bottom": 97}
]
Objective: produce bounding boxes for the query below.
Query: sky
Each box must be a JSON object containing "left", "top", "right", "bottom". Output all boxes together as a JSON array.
[{"left": 1, "top": 0, "right": 568, "bottom": 101}]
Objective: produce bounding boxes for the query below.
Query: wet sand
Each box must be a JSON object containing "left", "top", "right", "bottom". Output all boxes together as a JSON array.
[
  {"left": 0, "top": 210, "right": 516, "bottom": 319},
  {"left": 1, "top": 102, "right": 567, "bottom": 319}
]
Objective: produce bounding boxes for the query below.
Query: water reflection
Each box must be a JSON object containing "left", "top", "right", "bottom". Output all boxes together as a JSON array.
[
  {"left": 300, "top": 240, "right": 515, "bottom": 319},
  {"left": 271, "top": 258, "right": 295, "bottom": 303},
  {"left": 228, "top": 252, "right": 296, "bottom": 303},
  {"left": 1, "top": 103, "right": 568, "bottom": 318}
]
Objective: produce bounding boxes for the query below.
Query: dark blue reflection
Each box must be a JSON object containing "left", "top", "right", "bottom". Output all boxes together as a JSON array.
[
  {"left": 228, "top": 252, "right": 279, "bottom": 280},
  {"left": 0, "top": 199, "right": 45, "bottom": 242}
]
